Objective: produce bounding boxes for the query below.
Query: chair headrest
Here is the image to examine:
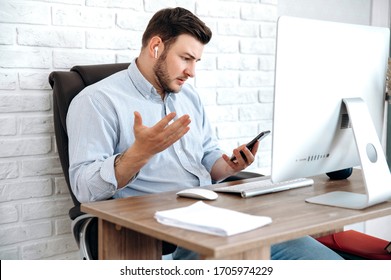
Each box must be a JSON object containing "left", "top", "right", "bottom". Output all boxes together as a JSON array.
[{"left": 71, "top": 63, "right": 130, "bottom": 86}]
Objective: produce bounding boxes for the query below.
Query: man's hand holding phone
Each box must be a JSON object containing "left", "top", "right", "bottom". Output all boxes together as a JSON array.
[
  {"left": 230, "top": 130, "right": 271, "bottom": 163},
  {"left": 211, "top": 130, "right": 270, "bottom": 182}
]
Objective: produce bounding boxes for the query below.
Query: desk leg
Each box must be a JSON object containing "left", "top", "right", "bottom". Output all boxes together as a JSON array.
[
  {"left": 201, "top": 246, "right": 271, "bottom": 260},
  {"left": 98, "top": 219, "right": 162, "bottom": 260}
]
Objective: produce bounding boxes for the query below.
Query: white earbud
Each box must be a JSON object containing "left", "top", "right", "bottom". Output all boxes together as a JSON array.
[{"left": 154, "top": 46, "right": 158, "bottom": 58}]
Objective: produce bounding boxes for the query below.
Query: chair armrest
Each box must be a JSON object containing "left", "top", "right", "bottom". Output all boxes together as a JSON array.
[{"left": 222, "top": 171, "right": 264, "bottom": 182}]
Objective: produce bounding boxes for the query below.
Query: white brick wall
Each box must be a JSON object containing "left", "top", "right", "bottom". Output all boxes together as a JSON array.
[{"left": 0, "top": 0, "right": 277, "bottom": 259}]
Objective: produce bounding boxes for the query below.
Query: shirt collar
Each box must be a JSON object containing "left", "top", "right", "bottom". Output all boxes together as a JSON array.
[{"left": 127, "top": 58, "right": 162, "bottom": 101}]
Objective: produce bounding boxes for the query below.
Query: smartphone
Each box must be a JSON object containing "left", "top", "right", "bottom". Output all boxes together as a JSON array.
[{"left": 230, "top": 130, "right": 271, "bottom": 162}]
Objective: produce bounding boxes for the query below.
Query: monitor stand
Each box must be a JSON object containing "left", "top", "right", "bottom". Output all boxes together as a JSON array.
[{"left": 306, "top": 98, "right": 391, "bottom": 209}]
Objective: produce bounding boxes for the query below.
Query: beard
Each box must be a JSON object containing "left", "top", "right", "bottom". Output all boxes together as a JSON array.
[{"left": 153, "top": 56, "right": 181, "bottom": 94}]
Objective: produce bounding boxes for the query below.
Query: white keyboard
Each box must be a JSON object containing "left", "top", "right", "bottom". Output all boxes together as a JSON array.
[{"left": 214, "top": 177, "right": 314, "bottom": 198}]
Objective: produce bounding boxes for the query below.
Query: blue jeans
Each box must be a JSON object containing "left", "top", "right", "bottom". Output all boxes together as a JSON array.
[{"left": 164, "top": 235, "right": 343, "bottom": 260}]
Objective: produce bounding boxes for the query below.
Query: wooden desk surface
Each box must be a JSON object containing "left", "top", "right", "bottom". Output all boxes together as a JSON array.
[{"left": 81, "top": 169, "right": 391, "bottom": 259}]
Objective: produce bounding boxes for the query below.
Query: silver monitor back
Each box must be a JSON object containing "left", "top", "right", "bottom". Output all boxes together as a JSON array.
[{"left": 271, "top": 16, "right": 389, "bottom": 186}]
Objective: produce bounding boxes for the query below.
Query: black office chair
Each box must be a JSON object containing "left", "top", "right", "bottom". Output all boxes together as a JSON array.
[
  {"left": 49, "top": 63, "right": 263, "bottom": 259},
  {"left": 49, "top": 63, "right": 130, "bottom": 259}
]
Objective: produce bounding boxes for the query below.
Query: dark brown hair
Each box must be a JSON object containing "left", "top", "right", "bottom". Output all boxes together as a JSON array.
[{"left": 141, "top": 7, "right": 212, "bottom": 49}]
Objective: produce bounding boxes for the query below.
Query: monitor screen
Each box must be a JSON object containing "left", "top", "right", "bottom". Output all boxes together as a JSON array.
[{"left": 271, "top": 16, "right": 391, "bottom": 209}]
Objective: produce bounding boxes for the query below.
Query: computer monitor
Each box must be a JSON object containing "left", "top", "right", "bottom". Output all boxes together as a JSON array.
[{"left": 271, "top": 16, "right": 391, "bottom": 209}]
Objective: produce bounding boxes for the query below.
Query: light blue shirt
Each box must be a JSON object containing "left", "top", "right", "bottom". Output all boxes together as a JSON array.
[{"left": 67, "top": 59, "right": 223, "bottom": 203}]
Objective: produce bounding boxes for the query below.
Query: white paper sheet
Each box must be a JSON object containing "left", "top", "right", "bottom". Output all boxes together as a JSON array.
[{"left": 154, "top": 201, "right": 272, "bottom": 236}]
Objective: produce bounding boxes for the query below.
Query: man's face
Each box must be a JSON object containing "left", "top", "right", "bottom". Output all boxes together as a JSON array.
[{"left": 153, "top": 34, "right": 204, "bottom": 94}]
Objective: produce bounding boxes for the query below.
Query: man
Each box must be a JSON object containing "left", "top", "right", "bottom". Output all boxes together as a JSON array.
[{"left": 67, "top": 7, "right": 343, "bottom": 260}]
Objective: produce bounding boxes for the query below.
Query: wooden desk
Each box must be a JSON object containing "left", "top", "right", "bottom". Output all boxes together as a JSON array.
[{"left": 81, "top": 169, "right": 391, "bottom": 260}]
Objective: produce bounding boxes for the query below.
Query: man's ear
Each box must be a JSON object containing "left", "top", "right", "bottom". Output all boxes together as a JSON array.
[{"left": 149, "top": 36, "right": 163, "bottom": 59}]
